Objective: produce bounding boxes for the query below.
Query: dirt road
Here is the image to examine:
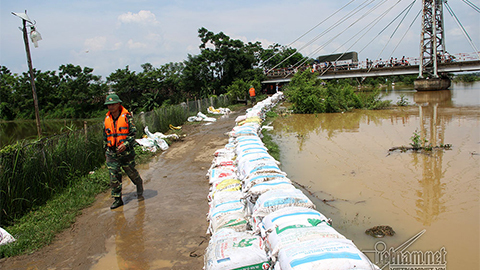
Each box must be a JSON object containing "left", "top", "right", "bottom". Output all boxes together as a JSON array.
[{"left": 0, "top": 108, "right": 245, "bottom": 270}]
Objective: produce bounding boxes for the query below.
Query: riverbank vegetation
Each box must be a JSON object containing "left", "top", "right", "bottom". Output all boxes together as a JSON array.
[
  {"left": 284, "top": 70, "right": 391, "bottom": 114},
  {"left": 452, "top": 72, "right": 480, "bottom": 83}
]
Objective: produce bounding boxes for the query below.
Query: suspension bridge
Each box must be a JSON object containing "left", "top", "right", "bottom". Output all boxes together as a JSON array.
[{"left": 261, "top": 0, "right": 480, "bottom": 91}]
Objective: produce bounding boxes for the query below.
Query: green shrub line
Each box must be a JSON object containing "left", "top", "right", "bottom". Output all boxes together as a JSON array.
[{"left": 284, "top": 70, "right": 391, "bottom": 114}]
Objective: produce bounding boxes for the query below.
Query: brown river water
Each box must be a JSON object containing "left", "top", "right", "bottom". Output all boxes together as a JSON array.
[{"left": 270, "top": 83, "right": 479, "bottom": 269}]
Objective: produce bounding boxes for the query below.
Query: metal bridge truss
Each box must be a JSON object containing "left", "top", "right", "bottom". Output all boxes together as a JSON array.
[{"left": 419, "top": 0, "right": 446, "bottom": 78}]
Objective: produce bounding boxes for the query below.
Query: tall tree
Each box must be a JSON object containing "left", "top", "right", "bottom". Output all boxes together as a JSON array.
[
  {"left": 0, "top": 66, "right": 18, "bottom": 120},
  {"left": 107, "top": 66, "right": 140, "bottom": 111}
]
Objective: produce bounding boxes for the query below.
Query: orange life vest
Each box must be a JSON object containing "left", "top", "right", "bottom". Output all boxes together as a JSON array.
[
  {"left": 105, "top": 106, "right": 130, "bottom": 148},
  {"left": 249, "top": 87, "right": 256, "bottom": 97}
]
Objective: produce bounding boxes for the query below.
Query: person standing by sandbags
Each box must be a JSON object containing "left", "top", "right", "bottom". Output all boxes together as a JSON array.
[
  {"left": 103, "top": 93, "right": 144, "bottom": 209},
  {"left": 249, "top": 85, "right": 256, "bottom": 105}
]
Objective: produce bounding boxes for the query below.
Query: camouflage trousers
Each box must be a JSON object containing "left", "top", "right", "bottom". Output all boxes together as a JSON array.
[{"left": 106, "top": 154, "right": 143, "bottom": 198}]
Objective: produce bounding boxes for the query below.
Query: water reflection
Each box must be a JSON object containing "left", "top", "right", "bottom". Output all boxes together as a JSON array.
[
  {"left": 412, "top": 90, "right": 452, "bottom": 226},
  {"left": 114, "top": 199, "right": 148, "bottom": 270}
]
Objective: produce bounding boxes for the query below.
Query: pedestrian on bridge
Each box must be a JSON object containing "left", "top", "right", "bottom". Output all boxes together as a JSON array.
[{"left": 103, "top": 93, "right": 144, "bottom": 209}]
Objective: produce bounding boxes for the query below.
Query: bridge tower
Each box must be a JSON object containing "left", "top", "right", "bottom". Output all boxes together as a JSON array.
[{"left": 415, "top": 0, "right": 451, "bottom": 90}]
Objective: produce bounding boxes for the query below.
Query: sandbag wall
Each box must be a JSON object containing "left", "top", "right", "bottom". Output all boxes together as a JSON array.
[{"left": 204, "top": 92, "right": 379, "bottom": 270}]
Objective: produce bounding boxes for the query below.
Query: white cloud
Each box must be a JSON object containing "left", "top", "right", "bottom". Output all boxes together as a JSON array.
[
  {"left": 84, "top": 36, "right": 107, "bottom": 51},
  {"left": 127, "top": 39, "right": 148, "bottom": 49},
  {"left": 118, "top": 10, "right": 159, "bottom": 25}
]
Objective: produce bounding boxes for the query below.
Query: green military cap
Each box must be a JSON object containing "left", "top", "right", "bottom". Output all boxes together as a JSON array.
[{"left": 104, "top": 94, "right": 122, "bottom": 105}]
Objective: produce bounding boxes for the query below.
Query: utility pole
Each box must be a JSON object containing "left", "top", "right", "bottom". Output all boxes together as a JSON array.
[{"left": 13, "top": 11, "right": 42, "bottom": 137}]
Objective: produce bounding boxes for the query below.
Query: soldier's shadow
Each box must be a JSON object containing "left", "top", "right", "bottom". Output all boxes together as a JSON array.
[{"left": 123, "top": 189, "right": 158, "bottom": 205}]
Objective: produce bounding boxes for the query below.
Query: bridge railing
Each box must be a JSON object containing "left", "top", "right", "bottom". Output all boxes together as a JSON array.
[{"left": 265, "top": 52, "right": 479, "bottom": 78}]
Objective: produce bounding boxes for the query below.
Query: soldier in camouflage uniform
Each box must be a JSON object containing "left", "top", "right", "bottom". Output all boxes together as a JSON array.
[{"left": 103, "top": 94, "right": 144, "bottom": 209}]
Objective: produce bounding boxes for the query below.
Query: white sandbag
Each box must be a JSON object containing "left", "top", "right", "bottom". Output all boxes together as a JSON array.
[
  {"left": 235, "top": 136, "right": 263, "bottom": 144},
  {"left": 213, "top": 148, "right": 236, "bottom": 159},
  {"left": 188, "top": 112, "right": 217, "bottom": 122},
  {"left": 209, "top": 190, "right": 243, "bottom": 207},
  {"left": 228, "top": 126, "right": 258, "bottom": 137},
  {"left": 210, "top": 157, "right": 235, "bottom": 169},
  {"left": 142, "top": 126, "right": 171, "bottom": 150},
  {"left": 252, "top": 189, "right": 315, "bottom": 219},
  {"left": 261, "top": 207, "right": 330, "bottom": 233},
  {"left": 208, "top": 167, "right": 237, "bottom": 185},
  {"left": 236, "top": 151, "right": 272, "bottom": 166},
  {"left": 242, "top": 173, "right": 289, "bottom": 193},
  {"left": 208, "top": 179, "right": 242, "bottom": 201},
  {"left": 276, "top": 238, "right": 378, "bottom": 270},
  {"left": 237, "top": 149, "right": 270, "bottom": 162},
  {"left": 235, "top": 144, "right": 267, "bottom": 157},
  {"left": 239, "top": 158, "right": 281, "bottom": 178},
  {"left": 235, "top": 115, "right": 247, "bottom": 123},
  {"left": 208, "top": 106, "right": 231, "bottom": 115},
  {"left": 208, "top": 199, "right": 246, "bottom": 234},
  {"left": 246, "top": 179, "right": 296, "bottom": 204},
  {"left": 0, "top": 227, "right": 15, "bottom": 246},
  {"left": 266, "top": 224, "right": 346, "bottom": 258},
  {"left": 205, "top": 229, "right": 271, "bottom": 270}
]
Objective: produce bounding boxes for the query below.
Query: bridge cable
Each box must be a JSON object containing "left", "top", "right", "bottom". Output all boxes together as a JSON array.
[
  {"left": 262, "top": 0, "right": 356, "bottom": 66},
  {"left": 358, "top": 0, "right": 417, "bottom": 53},
  {"left": 461, "top": 0, "right": 480, "bottom": 13},
  {"left": 445, "top": 2, "right": 480, "bottom": 59},
  {"left": 289, "top": 0, "right": 385, "bottom": 71},
  {"left": 292, "top": 0, "right": 382, "bottom": 68},
  {"left": 267, "top": 0, "right": 374, "bottom": 73},
  {"left": 291, "top": 0, "right": 391, "bottom": 71},
  {"left": 363, "top": 0, "right": 418, "bottom": 74},
  {"left": 358, "top": 0, "right": 416, "bottom": 56},
  {"left": 318, "top": 0, "right": 409, "bottom": 76},
  {"left": 388, "top": 8, "right": 421, "bottom": 61}
]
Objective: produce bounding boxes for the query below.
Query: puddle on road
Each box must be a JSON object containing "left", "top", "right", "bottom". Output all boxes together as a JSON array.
[{"left": 272, "top": 92, "right": 479, "bottom": 269}]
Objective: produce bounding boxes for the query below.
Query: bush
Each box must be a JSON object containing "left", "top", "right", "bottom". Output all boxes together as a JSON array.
[{"left": 284, "top": 70, "right": 390, "bottom": 113}]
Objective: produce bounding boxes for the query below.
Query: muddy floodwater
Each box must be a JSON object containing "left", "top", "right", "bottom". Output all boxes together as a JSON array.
[{"left": 271, "top": 83, "right": 479, "bottom": 269}]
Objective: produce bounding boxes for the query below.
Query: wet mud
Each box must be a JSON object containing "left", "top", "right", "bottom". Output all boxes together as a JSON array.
[{"left": 0, "top": 109, "right": 245, "bottom": 270}]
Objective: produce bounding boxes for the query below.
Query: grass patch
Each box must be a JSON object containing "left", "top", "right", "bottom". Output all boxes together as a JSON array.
[
  {"left": 261, "top": 109, "right": 281, "bottom": 161},
  {"left": 0, "top": 169, "right": 109, "bottom": 258}
]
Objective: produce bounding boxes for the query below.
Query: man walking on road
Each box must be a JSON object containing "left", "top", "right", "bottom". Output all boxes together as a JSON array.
[{"left": 103, "top": 93, "right": 144, "bottom": 209}]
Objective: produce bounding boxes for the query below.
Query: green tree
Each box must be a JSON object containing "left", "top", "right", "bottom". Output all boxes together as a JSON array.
[
  {"left": 107, "top": 66, "right": 140, "bottom": 111},
  {"left": 194, "top": 27, "right": 263, "bottom": 95},
  {"left": 56, "top": 64, "right": 105, "bottom": 118},
  {"left": 0, "top": 67, "right": 18, "bottom": 120},
  {"left": 260, "top": 43, "right": 304, "bottom": 70}
]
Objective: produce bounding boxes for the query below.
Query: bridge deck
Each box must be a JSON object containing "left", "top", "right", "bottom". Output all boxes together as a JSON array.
[{"left": 262, "top": 60, "right": 480, "bottom": 84}]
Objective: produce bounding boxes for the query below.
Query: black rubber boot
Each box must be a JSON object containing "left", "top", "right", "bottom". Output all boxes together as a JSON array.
[
  {"left": 136, "top": 181, "right": 144, "bottom": 196},
  {"left": 110, "top": 197, "right": 124, "bottom": 209}
]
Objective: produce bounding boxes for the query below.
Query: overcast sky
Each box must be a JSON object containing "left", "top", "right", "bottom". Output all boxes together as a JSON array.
[{"left": 1, "top": 0, "right": 479, "bottom": 79}]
